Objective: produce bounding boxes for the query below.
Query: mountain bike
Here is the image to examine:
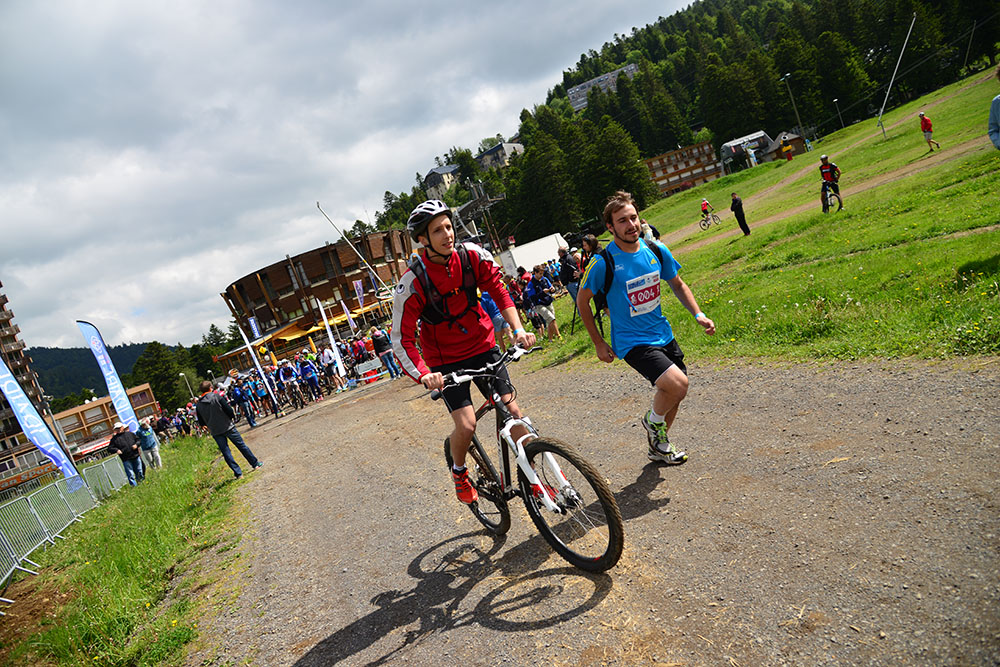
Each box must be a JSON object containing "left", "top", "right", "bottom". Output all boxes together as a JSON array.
[
  {"left": 432, "top": 346, "right": 624, "bottom": 572},
  {"left": 821, "top": 181, "right": 843, "bottom": 213},
  {"left": 698, "top": 211, "right": 722, "bottom": 230}
]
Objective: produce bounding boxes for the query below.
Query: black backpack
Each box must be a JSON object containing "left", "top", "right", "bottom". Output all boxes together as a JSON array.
[
  {"left": 408, "top": 244, "right": 480, "bottom": 329},
  {"left": 591, "top": 239, "right": 668, "bottom": 315}
]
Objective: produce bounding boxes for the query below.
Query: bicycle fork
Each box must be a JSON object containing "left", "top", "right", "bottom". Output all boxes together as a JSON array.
[{"left": 497, "top": 417, "right": 571, "bottom": 514}]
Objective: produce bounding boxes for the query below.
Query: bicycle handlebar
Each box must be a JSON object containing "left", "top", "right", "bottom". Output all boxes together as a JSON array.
[{"left": 429, "top": 345, "right": 539, "bottom": 401}]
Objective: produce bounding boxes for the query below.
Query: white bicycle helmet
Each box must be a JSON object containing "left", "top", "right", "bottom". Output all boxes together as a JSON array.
[{"left": 407, "top": 200, "right": 452, "bottom": 241}]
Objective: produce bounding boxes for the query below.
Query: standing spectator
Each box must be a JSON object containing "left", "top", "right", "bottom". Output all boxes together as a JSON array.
[
  {"left": 580, "top": 234, "right": 601, "bottom": 269},
  {"left": 194, "top": 380, "right": 263, "bottom": 479},
  {"left": 108, "top": 422, "right": 144, "bottom": 485},
  {"left": 918, "top": 112, "right": 940, "bottom": 151},
  {"left": 321, "top": 345, "right": 347, "bottom": 392},
  {"left": 479, "top": 292, "right": 513, "bottom": 351},
  {"left": 136, "top": 418, "right": 162, "bottom": 470},
  {"left": 526, "top": 265, "right": 561, "bottom": 341},
  {"left": 577, "top": 190, "right": 715, "bottom": 466},
  {"left": 370, "top": 326, "right": 402, "bottom": 379},
  {"left": 988, "top": 64, "right": 1000, "bottom": 150},
  {"left": 558, "top": 247, "right": 581, "bottom": 308},
  {"left": 731, "top": 192, "right": 750, "bottom": 236}
]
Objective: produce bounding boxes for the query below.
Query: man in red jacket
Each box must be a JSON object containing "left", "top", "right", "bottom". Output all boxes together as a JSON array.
[
  {"left": 391, "top": 200, "right": 535, "bottom": 504},
  {"left": 919, "top": 111, "right": 940, "bottom": 151}
]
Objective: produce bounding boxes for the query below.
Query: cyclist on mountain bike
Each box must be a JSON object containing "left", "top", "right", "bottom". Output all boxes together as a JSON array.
[
  {"left": 819, "top": 154, "right": 841, "bottom": 213},
  {"left": 700, "top": 198, "right": 713, "bottom": 220},
  {"left": 391, "top": 199, "right": 536, "bottom": 505}
]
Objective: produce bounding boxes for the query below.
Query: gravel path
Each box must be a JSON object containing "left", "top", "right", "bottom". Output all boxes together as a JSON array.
[{"left": 186, "top": 357, "right": 1000, "bottom": 666}]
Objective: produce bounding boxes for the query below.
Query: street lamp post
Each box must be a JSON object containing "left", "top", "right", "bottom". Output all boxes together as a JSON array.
[
  {"left": 207, "top": 370, "right": 216, "bottom": 385},
  {"left": 833, "top": 98, "right": 845, "bottom": 129},
  {"left": 179, "top": 372, "right": 195, "bottom": 400},
  {"left": 781, "top": 73, "right": 805, "bottom": 139}
]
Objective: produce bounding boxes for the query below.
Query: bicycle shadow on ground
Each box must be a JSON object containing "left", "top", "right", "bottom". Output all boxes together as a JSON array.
[{"left": 291, "top": 531, "right": 611, "bottom": 666}]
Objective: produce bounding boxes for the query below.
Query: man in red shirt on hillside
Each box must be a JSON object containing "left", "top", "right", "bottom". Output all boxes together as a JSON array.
[
  {"left": 918, "top": 111, "right": 941, "bottom": 151},
  {"left": 391, "top": 200, "right": 536, "bottom": 504}
]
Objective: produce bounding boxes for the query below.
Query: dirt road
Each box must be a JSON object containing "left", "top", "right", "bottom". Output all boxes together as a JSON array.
[{"left": 188, "top": 357, "right": 1000, "bottom": 666}]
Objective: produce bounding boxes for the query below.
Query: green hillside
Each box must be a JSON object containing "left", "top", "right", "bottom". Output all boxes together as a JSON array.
[
  {"left": 28, "top": 343, "right": 148, "bottom": 399},
  {"left": 545, "top": 71, "right": 1000, "bottom": 363}
]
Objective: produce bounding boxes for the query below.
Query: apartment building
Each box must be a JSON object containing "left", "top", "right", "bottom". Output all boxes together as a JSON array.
[
  {"left": 643, "top": 141, "right": 724, "bottom": 196},
  {"left": 566, "top": 63, "right": 639, "bottom": 112},
  {"left": 0, "top": 280, "right": 46, "bottom": 476}
]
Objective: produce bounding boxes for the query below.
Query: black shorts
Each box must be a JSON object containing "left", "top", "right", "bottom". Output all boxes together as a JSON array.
[
  {"left": 623, "top": 339, "right": 687, "bottom": 386},
  {"left": 431, "top": 346, "right": 512, "bottom": 412}
]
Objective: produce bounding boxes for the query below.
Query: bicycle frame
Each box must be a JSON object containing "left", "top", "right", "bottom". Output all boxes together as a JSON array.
[{"left": 446, "top": 348, "right": 570, "bottom": 515}]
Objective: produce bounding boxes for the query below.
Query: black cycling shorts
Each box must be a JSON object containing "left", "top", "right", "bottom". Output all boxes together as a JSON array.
[
  {"left": 432, "top": 346, "right": 512, "bottom": 412},
  {"left": 623, "top": 339, "right": 687, "bottom": 386}
]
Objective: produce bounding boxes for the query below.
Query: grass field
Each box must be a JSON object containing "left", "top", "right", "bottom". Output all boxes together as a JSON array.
[
  {"left": 1, "top": 438, "right": 241, "bottom": 666},
  {"left": 541, "top": 70, "right": 1000, "bottom": 366}
]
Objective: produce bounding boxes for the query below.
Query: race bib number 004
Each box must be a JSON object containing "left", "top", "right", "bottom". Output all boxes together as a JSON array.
[{"left": 626, "top": 271, "right": 661, "bottom": 317}]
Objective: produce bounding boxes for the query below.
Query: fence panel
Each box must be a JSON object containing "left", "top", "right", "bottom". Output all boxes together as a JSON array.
[
  {"left": 0, "top": 497, "right": 50, "bottom": 560},
  {"left": 104, "top": 460, "right": 128, "bottom": 490},
  {"left": 56, "top": 478, "right": 96, "bottom": 517},
  {"left": 82, "top": 466, "right": 113, "bottom": 502},
  {"left": 27, "top": 486, "right": 74, "bottom": 540},
  {"left": 0, "top": 531, "right": 21, "bottom": 590}
]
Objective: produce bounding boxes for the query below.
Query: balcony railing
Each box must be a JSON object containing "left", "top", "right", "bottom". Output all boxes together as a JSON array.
[
  {"left": 0, "top": 309, "right": 12, "bottom": 322},
  {"left": 0, "top": 340, "right": 25, "bottom": 354},
  {"left": 0, "top": 295, "right": 7, "bottom": 307},
  {"left": 0, "top": 324, "right": 19, "bottom": 338}
]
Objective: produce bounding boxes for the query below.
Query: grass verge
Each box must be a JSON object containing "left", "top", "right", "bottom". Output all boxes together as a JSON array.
[{"left": 0, "top": 436, "right": 241, "bottom": 666}]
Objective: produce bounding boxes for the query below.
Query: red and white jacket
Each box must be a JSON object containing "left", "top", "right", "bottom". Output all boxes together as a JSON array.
[{"left": 390, "top": 243, "right": 515, "bottom": 381}]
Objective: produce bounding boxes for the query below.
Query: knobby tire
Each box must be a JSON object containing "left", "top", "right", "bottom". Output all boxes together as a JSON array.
[{"left": 518, "top": 438, "right": 624, "bottom": 572}]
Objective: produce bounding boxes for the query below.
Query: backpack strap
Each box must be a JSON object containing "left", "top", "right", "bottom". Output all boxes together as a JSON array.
[{"left": 408, "top": 244, "right": 480, "bottom": 327}]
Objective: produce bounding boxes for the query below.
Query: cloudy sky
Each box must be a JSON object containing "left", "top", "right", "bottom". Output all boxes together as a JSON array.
[{"left": 1, "top": 0, "right": 685, "bottom": 349}]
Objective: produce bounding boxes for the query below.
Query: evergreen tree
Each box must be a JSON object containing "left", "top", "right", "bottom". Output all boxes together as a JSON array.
[{"left": 130, "top": 341, "right": 185, "bottom": 411}]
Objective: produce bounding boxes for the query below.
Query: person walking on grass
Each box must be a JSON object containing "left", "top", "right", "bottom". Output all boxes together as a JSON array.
[
  {"left": 731, "top": 192, "right": 750, "bottom": 236},
  {"left": 577, "top": 190, "right": 715, "bottom": 466},
  {"left": 989, "top": 64, "right": 1000, "bottom": 150},
  {"left": 194, "top": 380, "right": 263, "bottom": 479},
  {"left": 136, "top": 418, "right": 162, "bottom": 470},
  {"left": 919, "top": 112, "right": 941, "bottom": 151},
  {"left": 108, "top": 422, "right": 144, "bottom": 486}
]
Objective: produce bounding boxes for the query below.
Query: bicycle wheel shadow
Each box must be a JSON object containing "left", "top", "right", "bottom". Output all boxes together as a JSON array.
[{"left": 291, "top": 531, "right": 611, "bottom": 666}]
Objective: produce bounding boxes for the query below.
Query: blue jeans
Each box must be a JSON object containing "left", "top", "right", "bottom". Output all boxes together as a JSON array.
[
  {"left": 239, "top": 400, "right": 257, "bottom": 427},
  {"left": 379, "top": 351, "right": 401, "bottom": 379},
  {"left": 212, "top": 426, "right": 260, "bottom": 477},
  {"left": 122, "top": 457, "right": 144, "bottom": 486}
]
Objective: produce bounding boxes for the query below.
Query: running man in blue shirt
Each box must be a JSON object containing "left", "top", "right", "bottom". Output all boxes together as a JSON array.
[{"left": 577, "top": 190, "right": 715, "bottom": 465}]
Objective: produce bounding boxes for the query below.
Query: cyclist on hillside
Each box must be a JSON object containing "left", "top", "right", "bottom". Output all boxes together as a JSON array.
[
  {"left": 819, "top": 154, "right": 842, "bottom": 213},
  {"left": 700, "top": 198, "right": 713, "bottom": 222},
  {"left": 391, "top": 199, "right": 536, "bottom": 505},
  {"left": 577, "top": 190, "right": 715, "bottom": 465}
]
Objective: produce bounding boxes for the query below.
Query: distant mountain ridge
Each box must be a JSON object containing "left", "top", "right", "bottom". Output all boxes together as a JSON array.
[{"left": 28, "top": 343, "right": 148, "bottom": 399}]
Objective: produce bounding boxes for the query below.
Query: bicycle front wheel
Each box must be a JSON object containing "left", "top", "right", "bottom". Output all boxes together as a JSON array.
[
  {"left": 829, "top": 192, "right": 843, "bottom": 212},
  {"left": 710, "top": 213, "right": 722, "bottom": 225},
  {"left": 518, "top": 438, "right": 624, "bottom": 572},
  {"left": 444, "top": 436, "right": 510, "bottom": 535}
]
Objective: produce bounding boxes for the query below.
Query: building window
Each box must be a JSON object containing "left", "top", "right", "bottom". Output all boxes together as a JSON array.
[
  {"left": 323, "top": 251, "right": 343, "bottom": 279},
  {"left": 261, "top": 274, "right": 277, "bottom": 300},
  {"left": 296, "top": 261, "right": 311, "bottom": 287},
  {"left": 286, "top": 265, "right": 300, "bottom": 291}
]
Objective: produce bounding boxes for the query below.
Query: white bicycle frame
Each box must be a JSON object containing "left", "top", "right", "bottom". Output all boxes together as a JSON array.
[{"left": 441, "top": 347, "right": 571, "bottom": 515}]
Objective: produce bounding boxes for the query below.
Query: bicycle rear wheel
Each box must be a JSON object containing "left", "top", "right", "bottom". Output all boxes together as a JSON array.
[
  {"left": 518, "top": 438, "right": 624, "bottom": 572},
  {"left": 698, "top": 218, "right": 710, "bottom": 231},
  {"left": 444, "top": 436, "right": 510, "bottom": 535}
]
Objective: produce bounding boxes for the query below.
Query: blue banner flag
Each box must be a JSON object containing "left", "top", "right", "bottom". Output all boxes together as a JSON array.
[
  {"left": 0, "top": 356, "right": 79, "bottom": 481},
  {"left": 76, "top": 321, "right": 139, "bottom": 432}
]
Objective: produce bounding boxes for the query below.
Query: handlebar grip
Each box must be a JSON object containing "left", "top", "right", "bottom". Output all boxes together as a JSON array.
[{"left": 430, "top": 389, "right": 442, "bottom": 401}]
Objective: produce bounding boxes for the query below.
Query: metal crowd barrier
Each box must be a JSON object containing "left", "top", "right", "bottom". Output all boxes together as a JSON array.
[{"left": 0, "top": 456, "right": 131, "bottom": 615}]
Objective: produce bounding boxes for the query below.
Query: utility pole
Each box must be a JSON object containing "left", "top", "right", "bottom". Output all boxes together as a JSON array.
[
  {"left": 833, "top": 98, "right": 845, "bottom": 129},
  {"left": 780, "top": 73, "right": 804, "bottom": 139},
  {"left": 962, "top": 20, "right": 976, "bottom": 71},
  {"left": 877, "top": 12, "right": 917, "bottom": 139}
]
